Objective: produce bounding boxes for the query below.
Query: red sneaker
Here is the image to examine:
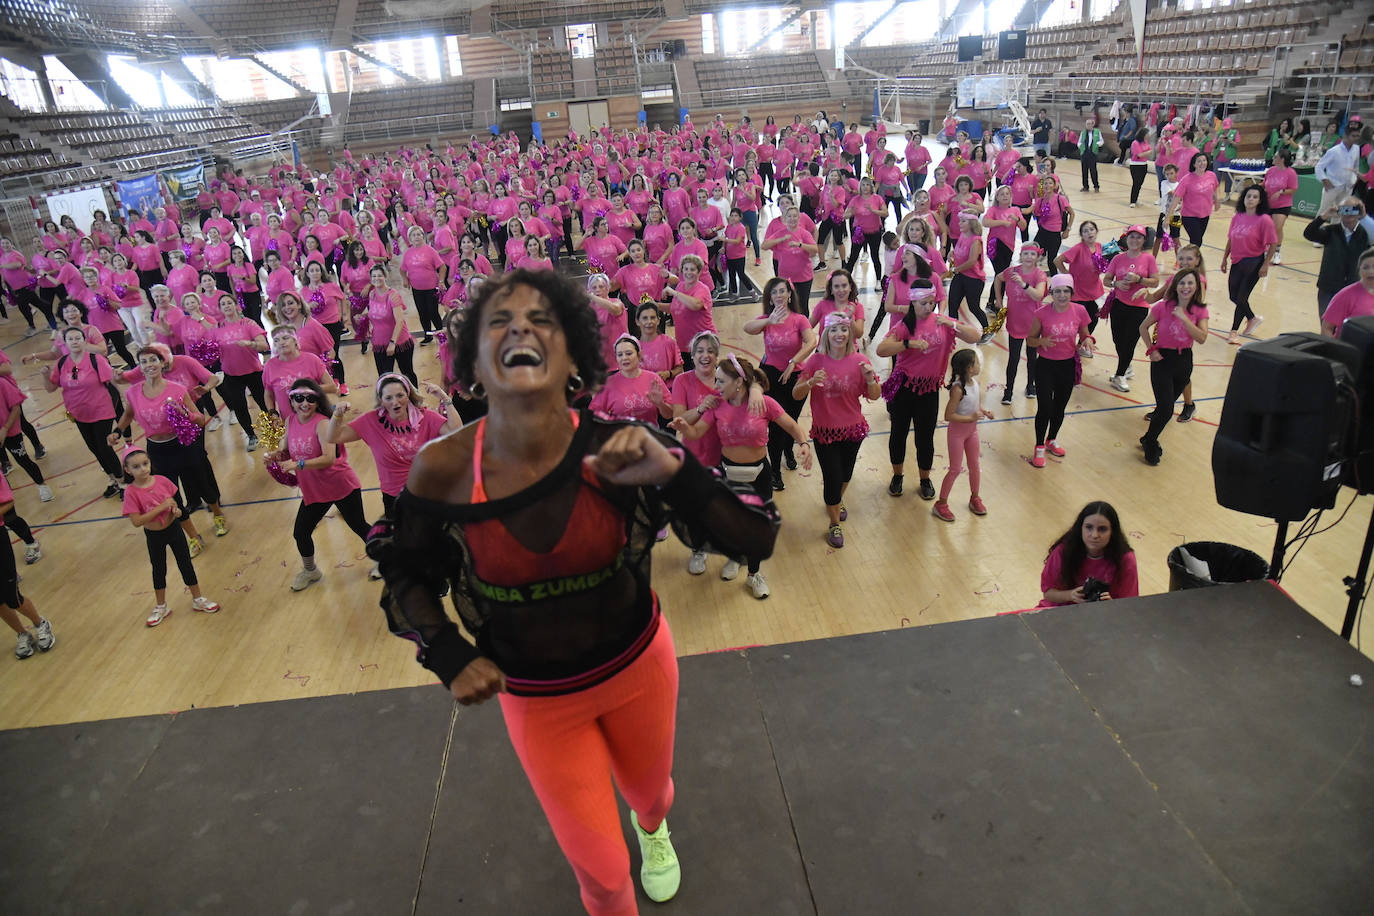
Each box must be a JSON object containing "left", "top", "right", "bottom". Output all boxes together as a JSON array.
[
  {"left": 968, "top": 496, "right": 987, "bottom": 516},
  {"left": 1031, "top": 445, "right": 1047, "bottom": 468},
  {"left": 931, "top": 500, "right": 955, "bottom": 522},
  {"left": 1046, "top": 440, "right": 1066, "bottom": 457}
]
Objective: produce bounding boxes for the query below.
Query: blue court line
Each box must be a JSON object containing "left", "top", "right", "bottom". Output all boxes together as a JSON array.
[{"left": 30, "top": 396, "right": 1226, "bottom": 530}]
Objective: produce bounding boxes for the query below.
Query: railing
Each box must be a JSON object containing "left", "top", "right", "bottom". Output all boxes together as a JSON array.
[
  {"left": 1293, "top": 72, "right": 1374, "bottom": 120},
  {"left": 341, "top": 109, "right": 503, "bottom": 144},
  {"left": 679, "top": 80, "right": 837, "bottom": 109},
  {"left": 1027, "top": 74, "right": 1247, "bottom": 110}
]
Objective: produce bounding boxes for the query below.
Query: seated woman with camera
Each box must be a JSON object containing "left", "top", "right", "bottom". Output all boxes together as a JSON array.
[{"left": 1039, "top": 501, "right": 1139, "bottom": 607}]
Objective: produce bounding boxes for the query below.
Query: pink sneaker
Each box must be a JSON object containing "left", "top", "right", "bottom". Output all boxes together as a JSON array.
[
  {"left": 1046, "top": 440, "right": 1066, "bottom": 458},
  {"left": 1031, "top": 445, "right": 1047, "bottom": 468},
  {"left": 931, "top": 500, "right": 955, "bottom": 522},
  {"left": 968, "top": 496, "right": 987, "bottom": 516}
]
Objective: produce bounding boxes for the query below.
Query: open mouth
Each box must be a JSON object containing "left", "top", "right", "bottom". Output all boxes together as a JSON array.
[{"left": 501, "top": 346, "right": 543, "bottom": 368}]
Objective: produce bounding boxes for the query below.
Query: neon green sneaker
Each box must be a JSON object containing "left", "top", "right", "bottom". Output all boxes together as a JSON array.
[{"left": 630, "top": 810, "right": 680, "bottom": 903}]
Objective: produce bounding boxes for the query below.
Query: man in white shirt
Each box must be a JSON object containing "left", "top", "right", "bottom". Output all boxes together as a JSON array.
[{"left": 1316, "top": 123, "right": 1362, "bottom": 216}]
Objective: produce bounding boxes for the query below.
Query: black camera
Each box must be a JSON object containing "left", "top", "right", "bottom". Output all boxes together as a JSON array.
[{"left": 1081, "top": 577, "right": 1109, "bottom": 601}]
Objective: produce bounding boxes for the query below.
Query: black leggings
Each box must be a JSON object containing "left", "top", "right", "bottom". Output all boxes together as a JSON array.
[
  {"left": 1180, "top": 216, "right": 1209, "bottom": 247},
  {"left": 987, "top": 241, "right": 1014, "bottom": 306},
  {"left": 815, "top": 438, "right": 862, "bottom": 506},
  {"left": 844, "top": 230, "right": 885, "bottom": 282},
  {"left": 1129, "top": 164, "right": 1149, "bottom": 204},
  {"left": 886, "top": 386, "right": 939, "bottom": 469},
  {"left": 240, "top": 290, "right": 263, "bottom": 326},
  {"left": 411, "top": 287, "right": 440, "bottom": 339},
  {"left": 145, "top": 519, "right": 196, "bottom": 591},
  {"left": 292, "top": 489, "right": 372, "bottom": 557},
  {"left": 17, "top": 410, "right": 42, "bottom": 454},
  {"left": 1110, "top": 303, "right": 1148, "bottom": 377},
  {"left": 762, "top": 362, "right": 806, "bottom": 472},
  {"left": 791, "top": 279, "right": 813, "bottom": 316},
  {"left": 3, "top": 436, "right": 42, "bottom": 486},
  {"left": 75, "top": 418, "right": 121, "bottom": 477},
  {"left": 816, "top": 219, "right": 846, "bottom": 256},
  {"left": 0, "top": 519, "right": 21, "bottom": 609},
  {"left": 323, "top": 320, "right": 346, "bottom": 384},
  {"left": 1036, "top": 229, "right": 1064, "bottom": 274},
  {"left": 1228, "top": 255, "right": 1265, "bottom": 331},
  {"left": 727, "top": 256, "right": 747, "bottom": 294},
  {"left": 1033, "top": 357, "right": 1076, "bottom": 445},
  {"left": 759, "top": 162, "right": 775, "bottom": 197},
  {"left": 885, "top": 195, "right": 906, "bottom": 221},
  {"left": 1143, "top": 348, "right": 1193, "bottom": 446},
  {"left": 219, "top": 371, "right": 268, "bottom": 430},
  {"left": 720, "top": 457, "right": 773, "bottom": 575},
  {"left": 947, "top": 274, "right": 988, "bottom": 329},
  {"left": 105, "top": 329, "right": 136, "bottom": 369},
  {"left": 2, "top": 285, "right": 55, "bottom": 328},
  {"left": 5, "top": 508, "right": 34, "bottom": 545},
  {"left": 373, "top": 343, "right": 418, "bottom": 386},
  {"left": 1075, "top": 299, "right": 1101, "bottom": 335},
  {"left": 1006, "top": 336, "right": 1038, "bottom": 392},
  {"left": 146, "top": 436, "right": 221, "bottom": 513}
]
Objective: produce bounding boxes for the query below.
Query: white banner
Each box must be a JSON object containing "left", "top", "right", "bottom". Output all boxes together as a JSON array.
[
  {"left": 1128, "top": 0, "right": 1147, "bottom": 74},
  {"left": 44, "top": 185, "right": 110, "bottom": 233}
]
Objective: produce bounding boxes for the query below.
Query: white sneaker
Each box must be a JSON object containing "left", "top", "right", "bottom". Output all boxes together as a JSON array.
[
  {"left": 747, "top": 572, "right": 770, "bottom": 599},
  {"left": 1123, "top": 366, "right": 1134, "bottom": 379},
  {"left": 291, "top": 567, "right": 323, "bottom": 591},
  {"left": 191, "top": 597, "right": 221, "bottom": 613},
  {"left": 720, "top": 559, "right": 741, "bottom": 581},
  {"left": 1272, "top": 249, "right": 1281, "bottom": 265},
  {"left": 368, "top": 562, "right": 382, "bottom": 580},
  {"left": 229, "top": 413, "right": 239, "bottom": 425},
  {"left": 37, "top": 485, "right": 53, "bottom": 502},
  {"left": 207, "top": 417, "right": 223, "bottom": 432},
  {"left": 24, "top": 541, "right": 41, "bottom": 564},
  {"left": 14, "top": 631, "right": 35, "bottom": 658},
  {"left": 1109, "top": 375, "right": 1131, "bottom": 392},
  {"left": 33, "top": 617, "right": 54, "bottom": 651},
  {"left": 146, "top": 605, "right": 171, "bottom": 627},
  {"left": 687, "top": 551, "right": 707, "bottom": 576}
]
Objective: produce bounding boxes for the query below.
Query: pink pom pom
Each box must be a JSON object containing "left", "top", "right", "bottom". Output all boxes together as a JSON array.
[
  {"left": 187, "top": 338, "right": 221, "bottom": 366},
  {"left": 1091, "top": 250, "right": 1110, "bottom": 274},
  {"left": 1160, "top": 233, "right": 1174, "bottom": 252},
  {"left": 306, "top": 287, "right": 327, "bottom": 318},
  {"left": 264, "top": 460, "right": 299, "bottom": 488},
  {"left": 164, "top": 399, "right": 202, "bottom": 446}
]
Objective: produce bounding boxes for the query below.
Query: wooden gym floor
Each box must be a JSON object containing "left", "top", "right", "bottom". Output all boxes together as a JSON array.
[{"left": 1, "top": 148, "right": 1369, "bottom": 731}]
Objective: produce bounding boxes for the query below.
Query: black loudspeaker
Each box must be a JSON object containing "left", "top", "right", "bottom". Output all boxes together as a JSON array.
[
  {"left": 998, "top": 30, "right": 1026, "bottom": 60},
  {"left": 957, "top": 35, "right": 983, "bottom": 62},
  {"left": 1212, "top": 333, "right": 1361, "bottom": 521},
  {"left": 672, "top": 39, "right": 687, "bottom": 58},
  {"left": 1334, "top": 315, "right": 1374, "bottom": 493}
]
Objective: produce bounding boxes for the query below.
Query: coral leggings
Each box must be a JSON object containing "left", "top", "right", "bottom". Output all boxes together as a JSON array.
[
  {"left": 939, "top": 420, "right": 981, "bottom": 501},
  {"left": 499, "top": 620, "right": 679, "bottom": 915}
]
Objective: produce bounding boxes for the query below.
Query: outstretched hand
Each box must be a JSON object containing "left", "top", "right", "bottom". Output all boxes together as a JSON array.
[{"left": 584, "top": 424, "right": 684, "bottom": 487}]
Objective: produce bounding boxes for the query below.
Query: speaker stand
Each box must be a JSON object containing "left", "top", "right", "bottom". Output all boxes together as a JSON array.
[
  {"left": 1268, "top": 520, "right": 1289, "bottom": 581},
  {"left": 1340, "top": 505, "right": 1374, "bottom": 642}
]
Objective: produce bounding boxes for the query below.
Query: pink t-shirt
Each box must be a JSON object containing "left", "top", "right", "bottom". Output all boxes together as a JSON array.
[
  {"left": 263, "top": 352, "right": 329, "bottom": 411},
  {"left": 704, "top": 395, "right": 783, "bottom": 450},
  {"left": 639, "top": 334, "right": 681, "bottom": 377},
  {"left": 1263, "top": 167, "right": 1298, "bottom": 209},
  {"left": 401, "top": 245, "right": 444, "bottom": 290},
  {"left": 211, "top": 318, "right": 267, "bottom": 376},
  {"left": 1324, "top": 282, "right": 1374, "bottom": 335},
  {"left": 724, "top": 223, "right": 747, "bottom": 260},
  {"left": 290, "top": 317, "right": 335, "bottom": 359},
  {"left": 951, "top": 233, "right": 985, "bottom": 281},
  {"left": 1033, "top": 303, "right": 1091, "bottom": 360},
  {"left": 1227, "top": 213, "right": 1278, "bottom": 261},
  {"left": 670, "top": 371, "right": 722, "bottom": 467},
  {"left": 617, "top": 263, "right": 665, "bottom": 307},
  {"left": 1036, "top": 192, "right": 1071, "bottom": 232},
  {"left": 772, "top": 228, "right": 816, "bottom": 283},
  {"left": 799, "top": 352, "right": 872, "bottom": 442},
  {"left": 1175, "top": 171, "right": 1219, "bottom": 218},
  {"left": 583, "top": 234, "right": 627, "bottom": 279},
  {"left": 1150, "top": 300, "right": 1208, "bottom": 350},
  {"left": 123, "top": 475, "right": 180, "bottom": 528},
  {"left": 850, "top": 194, "right": 886, "bottom": 234},
  {"left": 51, "top": 351, "right": 116, "bottom": 423},
  {"left": 887, "top": 316, "right": 955, "bottom": 389},
  {"left": 348, "top": 408, "right": 448, "bottom": 497},
  {"left": 1106, "top": 251, "right": 1159, "bottom": 307},
  {"left": 1001, "top": 267, "right": 1047, "bottom": 338},
  {"left": 127, "top": 380, "right": 193, "bottom": 439},
  {"left": 984, "top": 205, "right": 1020, "bottom": 254},
  {"left": 1037, "top": 543, "right": 1139, "bottom": 607},
  {"left": 1061, "top": 243, "right": 1105, "bottom": 300},
  {"left": 303, "top": 282, "right": 345, "bottom": 325},
  {"left": 668, "top": 280, "right": 715, "bottom": 351},
  {"left": 594, "top": 299, "right": 630, "bottom": 369},
  {"left": 368, "top": 288, "right": 414, "bottom": 349},
  {"left": 288, "top": 412, "right": 361, "bottom": 505},
  {"left": 589, "top": 370, "right": 668, "bottom": 425},
  {"left": 760, "top": 312, "right": 812, "bottom": 370},
  {"left": 810, "top": 297, "right": 866, "bottom": 331}
]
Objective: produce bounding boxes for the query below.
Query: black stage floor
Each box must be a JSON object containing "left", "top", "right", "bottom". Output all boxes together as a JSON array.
[{"left": 5, "top": 581, "right": 1373, "bottom": 915}]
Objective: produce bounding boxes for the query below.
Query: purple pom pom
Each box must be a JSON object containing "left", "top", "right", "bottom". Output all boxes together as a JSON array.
[
  {"left": 187, "top": 338, "right": 221, "bottom": 366},
  {"left": 164, "top": 399, "right": 202, "bottom": 446},
  {"left": 265, "top": 460, "right": 299, "bottom": 488},
  {"left": 306, "top": 287, "right": 327, "bottom": 318}
]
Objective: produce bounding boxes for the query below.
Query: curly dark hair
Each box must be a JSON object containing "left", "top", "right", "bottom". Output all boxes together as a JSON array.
[
  {"left": 289, "top": 377, "right": 336, "bottom": 418},
  {"left": 452, "top": 268, "right": 608, "bottom": 399}
]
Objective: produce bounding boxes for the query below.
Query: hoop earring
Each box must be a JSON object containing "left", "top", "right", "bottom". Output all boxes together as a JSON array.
[
  {"left": 470, "top": 381, "right": 486, "bottom": 399},
  {"left": 567, "top": 374, "right": 584, "bottom": 396}
]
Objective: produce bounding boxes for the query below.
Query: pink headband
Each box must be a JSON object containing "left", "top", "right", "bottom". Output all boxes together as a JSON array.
[
  {"left": 120, "top": 444, "right": 146, "bottom": 464},
  {"left": 727, "top": 352, "right": 744, "bottom": 377},
  {"left": 614, "top": 332, "right": 640, "bottom": 352},
  {"left": 910, "top": 288, "right": 937, "bottom": 302},
  {"left": 823, "top": 312, "right": 849, "bottom": 328},
  {"left": 287, "top": 386, "right": 318, "bottom": 398},
  {"left": 376, "top": 372, "right": 412, "bottom": 396}
]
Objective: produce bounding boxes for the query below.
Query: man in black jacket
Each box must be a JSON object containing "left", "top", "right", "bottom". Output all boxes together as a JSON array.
[{"left": 1304, "top": 197, "right": 1373, "bottom": 320}]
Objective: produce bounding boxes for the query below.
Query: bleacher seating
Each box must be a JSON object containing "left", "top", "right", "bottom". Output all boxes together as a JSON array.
[
  {"left": 532, "top": 51, "right": 575, "bottom": 102},
  {"left": 228, "top": 98, "right": 316, "bottom": 132},
  {"left": 16, "top": 110, "right": 191, "bottom": 164},
  {"left": 693, "top": 53, "right": 829, "bottom": 107},
  {"left": 353, "top": 0, "right": 471, "bottom": 42},
  {"left": 596, "top": 46, "right": 639, "bottom": 96},
  {"left": 343, "top": 81, "right": 479, "bottom": 142},
  {"left": 0, "top": 131, "right": 75, "bottom": 178},
  {"left": 490, "top": 1, "right": 665, "bottom": 30},
  {"left": 186, "top": 0, "right": 333, "bottom": 50},
  {"left": 144, "top": 106, "right": 269, "bottom": 146}
]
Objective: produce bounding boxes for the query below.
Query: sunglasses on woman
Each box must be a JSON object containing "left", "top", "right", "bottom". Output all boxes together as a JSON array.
[{"left": 290, "top": 393, "right": 319, "bottom": 404}]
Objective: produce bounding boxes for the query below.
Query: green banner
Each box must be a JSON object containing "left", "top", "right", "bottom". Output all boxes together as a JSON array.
[
  {"left": 160, "top": 163, "right": 205, "bottom": 204},
  {"left": 1291, "top": 172, "right": 1324, "bottom": 219}
]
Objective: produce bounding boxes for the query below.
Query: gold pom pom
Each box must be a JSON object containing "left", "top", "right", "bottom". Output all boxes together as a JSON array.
[
  {"left": 253, "top": 412, "right": 287, "bottom": 452},
  {"left": 986, "top": 307, "right": 1008, "bottom": 336}
]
